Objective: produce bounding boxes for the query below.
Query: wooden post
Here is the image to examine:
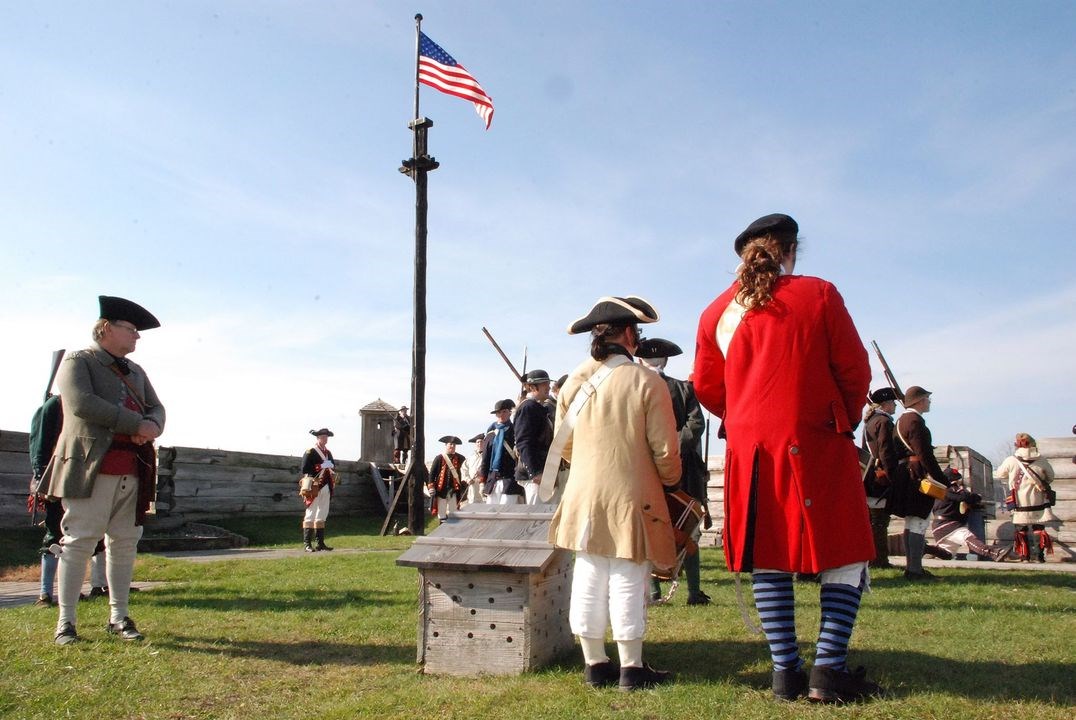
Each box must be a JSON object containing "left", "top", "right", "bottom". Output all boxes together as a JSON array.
[{"left": 393, "top": 14, "right": 439, "bottom": 535}]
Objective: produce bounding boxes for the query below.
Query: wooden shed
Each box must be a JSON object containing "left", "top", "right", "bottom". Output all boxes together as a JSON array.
[{"left": 396, "top": 504, "right": 574, "bottom": 676}]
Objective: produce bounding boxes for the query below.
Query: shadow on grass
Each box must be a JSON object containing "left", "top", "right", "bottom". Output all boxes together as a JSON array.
[
  {"left": 868, "top": 571, "right": 1076, "bottom": 590},
  {"left": 639, "top": 640, "right": 1073, "bottom": 703},
  {"left": 143, "top": 587, "right": 410, "bottom": 613},
  {"left": 159, "top": 633, "right": 415, "bottom": 665}
]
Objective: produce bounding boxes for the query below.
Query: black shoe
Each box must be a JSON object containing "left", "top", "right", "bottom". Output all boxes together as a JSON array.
[
  {"left": 304, "top": 543, "right": 316, "bottom": 553},
  {"left": 107, "top": 616, "right": 144, "bottom": 641},
  {"left": 89, "top": 586, "right": 109, "bottom": 598},
  {"left": 584, "top": 661, "right": 620, "bottom": 688},
  {"left": 619, "top": 663, "right": 673, "bottom": 691},
  {"left": 807, "top": 664, "right": 884, "bottom": 703},
  {"left": 903, "top": 569, "right": 938, "bottom": 582},
  {"left": 925, "top": 544, "right": 954, "bottom": 560},
  {"left": 34, "top": 594, "right": 53, "bottom": 607},
  {"left": 773, "top": 666, "right": 808, "bottom": 701},
  {"left": 54, "top": 622, "right": 79, "bottom": 646},
  {"left": 868, "top": 559, "right": 893, "bottom": 569},
  {"left": 686, "top": 591, "right": 711, "bottom": 606}
]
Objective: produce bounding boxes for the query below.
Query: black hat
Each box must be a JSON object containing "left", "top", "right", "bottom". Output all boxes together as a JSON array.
[
  {"left": 309, "top": 428, "right": 334, "bottom": 437},
  {"left": 734, "top": 213, "right": 799, "bottom": 256},
  {"left": 468, "top": 433, "right": 484, "bottom": 443},
  {"left": 523, "top": 369, "right": 551, "bottom": 385},
  {"left": 438, "top": 435, "right": 462, "bottom": 445},
  {"left": 568, "top": 295, "right": 659, "bottom": 335},
  {"left": 868, "top": 387, "right": 900, "bottom": 404},
  {"left": 555, "top": 374, "right": 568, "bottom": 389},
  {"left": 903, "top": 385, "right": 932, "bottom": 406},
  {"left": 635, "top": 338, "right": 683, "bottom": 359},
  {"left": 98, "top": 295, "right": 160, "bottom": 331},
  {"left": 491, "top": 398, "right": 516, "bottom": 414}
]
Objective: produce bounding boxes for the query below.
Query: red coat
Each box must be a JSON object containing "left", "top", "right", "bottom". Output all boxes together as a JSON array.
[{"left": 694, "top": 275, "right": 874, "bottom": 573}]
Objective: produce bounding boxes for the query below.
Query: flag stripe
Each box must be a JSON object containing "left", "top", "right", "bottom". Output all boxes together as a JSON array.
[{"left": 418, "top": 32, "right": 494, "bottom": 130}]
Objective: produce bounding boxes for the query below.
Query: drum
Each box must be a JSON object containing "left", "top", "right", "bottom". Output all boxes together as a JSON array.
[{"left": 652, "top": 488, "right": 705, "bottom": 582}]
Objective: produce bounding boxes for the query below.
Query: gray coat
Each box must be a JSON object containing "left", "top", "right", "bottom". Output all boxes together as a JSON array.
[{"left": 43, "top": 344, "right": 165, "bottom": 499}]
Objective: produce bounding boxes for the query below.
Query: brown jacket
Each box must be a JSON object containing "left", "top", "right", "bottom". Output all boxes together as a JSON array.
[{"left": 548, "top": 355, "right": 681, "bottom": 573}]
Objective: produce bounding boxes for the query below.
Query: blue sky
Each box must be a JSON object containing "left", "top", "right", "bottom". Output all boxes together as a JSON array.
[{"left": 2, "top": 1, "right": 1073, "bottom": 465}]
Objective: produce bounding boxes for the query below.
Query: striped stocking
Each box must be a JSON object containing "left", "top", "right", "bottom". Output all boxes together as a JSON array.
[
  {"left": 815, "top": 583, "right": 863, "bottom": 670},
  {"left": 751, "top": 572, "right": 801, "bottom": 671}
]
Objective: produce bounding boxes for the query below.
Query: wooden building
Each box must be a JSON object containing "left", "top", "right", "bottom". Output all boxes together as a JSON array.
[{"left": 396, "top": 504, "right": 574, "bottom": 676}]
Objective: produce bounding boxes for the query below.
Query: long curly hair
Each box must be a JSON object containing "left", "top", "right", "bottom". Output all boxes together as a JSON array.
[{"left": 735, "top": 232, "right": 799, "bottom": 310}]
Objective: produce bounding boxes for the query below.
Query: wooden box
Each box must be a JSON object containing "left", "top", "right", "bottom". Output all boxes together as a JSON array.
[{"left": 396, "top": 504, "right": 574, "bottom": 675}]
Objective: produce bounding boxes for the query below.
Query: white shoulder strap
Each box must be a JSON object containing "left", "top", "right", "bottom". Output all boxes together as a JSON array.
[
  {"left": 441, "top": 452, "right": 461, "bottom": 483},
  {"left": 538, "top": 355, "right": 630, "bottom": 502}
]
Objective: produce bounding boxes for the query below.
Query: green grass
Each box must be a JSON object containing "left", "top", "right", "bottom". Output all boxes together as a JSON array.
[{"left": 1, "top": 517, "right": 1073, "bottom": 719}]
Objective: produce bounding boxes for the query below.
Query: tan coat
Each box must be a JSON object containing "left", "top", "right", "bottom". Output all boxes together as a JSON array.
[
  {"left": 548, "top": 355, "right": 681, "bottom": 573},
  {"left": 43, "top": 344, "right": 165, "bottom": 499}
]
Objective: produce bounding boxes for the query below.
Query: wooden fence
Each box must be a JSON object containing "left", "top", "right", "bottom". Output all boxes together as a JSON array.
[
  {"left": 0, "top": 430, "right": 384, "bottom": 530},
  {"left": 700, "top": 436, "right": 1075, "bottom": 561}
]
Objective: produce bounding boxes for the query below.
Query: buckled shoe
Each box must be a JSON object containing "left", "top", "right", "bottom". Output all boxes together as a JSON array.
[
  {"left": 807, "top": 664, "right": 884, "bottom": 703},
  {"left": 772, "top": 666, "right": 808, "bottom": 701},
  {"left": 54, "top": 622, "right": 79, "bottom": 646},
  {"left": 584, "top": 661, "right": 619, "bottom": 688},
  {"left": 619, "top": 663, "right": 674, "bottom": 691},
  {"left": 107, "top": 616, "right": 145, "bottom": 641}
]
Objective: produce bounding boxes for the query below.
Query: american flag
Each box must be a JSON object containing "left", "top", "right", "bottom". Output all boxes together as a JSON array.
[{"left": 418, "top": 32, "right": 494, "bottom": 130}]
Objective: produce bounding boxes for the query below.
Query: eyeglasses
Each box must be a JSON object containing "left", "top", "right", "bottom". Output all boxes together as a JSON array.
[{"left": 112, "top": 322, "right": 140, "bottom": 335}]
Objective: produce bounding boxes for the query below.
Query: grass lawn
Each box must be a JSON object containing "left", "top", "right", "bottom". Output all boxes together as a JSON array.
[{"left": 1, "top": 516, "right": 1073, "bottom": 720}]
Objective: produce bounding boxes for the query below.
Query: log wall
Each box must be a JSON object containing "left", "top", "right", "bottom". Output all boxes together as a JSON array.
[
  {"left": 0, "top": 429, "right": 384, "bottom": 529},
  {"left": 700, "top": 436, "right": 1076, "bottom": 562}
]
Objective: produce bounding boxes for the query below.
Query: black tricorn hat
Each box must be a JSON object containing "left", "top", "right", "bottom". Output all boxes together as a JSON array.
[
  {"left": 98, "top": 295, "right": 160, "bottom": 331},
  {"left": 568, "top": 295, "right": 659, "bottom": 335},
  {"left": 491, "top": 398, "right": 516, "bottom": 414},
  {"left": 734, "top": 213, "right": 799, "bottom": 256},
  {"left": 523, "top": 369, "right": 551, "bottom": 385},
  {"left": 468, "top": 433, "right": 484, "bottom": 443},
  {"left": 309, "top": 428, "right": 334, "bottom": 437},
  {"left": 635, "top": 338, "right": 683, "bottom": 359},
  {"left": 868, "top": 387, "right": 901, "bottom": 404},
  {"left": 438, "top": 435, "right": 462, "bottom": 445},
  {"left": 555, "top": 374, "right": 568, "bottom": 389}
]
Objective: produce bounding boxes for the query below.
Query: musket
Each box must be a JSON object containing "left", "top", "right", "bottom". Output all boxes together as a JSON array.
[
  {"left": 870, "top": 340, "right": 904, "bottom": 401},
  {"left": 30, "top": 349, "right": 65, "bottom": 525},
  {"left": 43, "top": 349, "right": 64, "bottom": 403},
  {"left": 481, "top": 327, "right": 524, "bottom": 384}
]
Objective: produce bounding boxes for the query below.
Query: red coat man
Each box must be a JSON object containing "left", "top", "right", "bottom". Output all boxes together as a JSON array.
[{"left": 694, "top": 275, "right": 874, "bottom": 573}]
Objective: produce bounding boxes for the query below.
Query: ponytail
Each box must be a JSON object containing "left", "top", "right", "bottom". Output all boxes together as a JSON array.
[{"left": 735, "top": 233, "right": 798, "bottom": 310}]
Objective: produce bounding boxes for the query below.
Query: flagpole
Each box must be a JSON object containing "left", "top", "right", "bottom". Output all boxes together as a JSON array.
[
  {"left": 387, "top": 13, "right": 439, "bottom": 536},
  {"left": 413, "top": 14, "right": 422, "bottom": 122}
]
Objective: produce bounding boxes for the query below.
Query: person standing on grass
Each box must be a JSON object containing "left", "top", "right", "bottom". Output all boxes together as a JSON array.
[
  {"left": 548, "top": 295, "right": 681, "bottom": 692},
  {"left": 43, "top": 296, "right": 165, "bottom": 645},
  {"left": 894, "top": 385, "right": 948, "bottom": 580},
  {"left": 694, "top": 214, "right": 882, "bottom": 703},
  {"left": 861, "top": 387, "right": 903, "bottom": 569},
  {"left": 300, "top": 429, "right": 337, "bottom": 552},
  {"left": 636, "top": 338, "right": 712, "bottom": 606},
  {"left": 995, "top": 433, "right": 1056, "bottom": 562},
  {"left": 428, "top": 436, "right": 467, "bottom": 520},
  {"left": 461, "top": 433, "right": 485, "bottom": 505}
]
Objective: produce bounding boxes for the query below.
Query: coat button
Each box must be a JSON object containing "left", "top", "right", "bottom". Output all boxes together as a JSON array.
[
  {"left": 804, "top": 498, "right": 812, "bottom": 507},
  {"left": 789, "top": 446, "right": 799, "bottom": 455},
  {"left": 643, "top": 504, "right": 650, "bottom": 510}
]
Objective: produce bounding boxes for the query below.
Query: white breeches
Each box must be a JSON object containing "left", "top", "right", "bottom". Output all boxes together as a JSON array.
[
  {"left": 303, "top": 490, "right": 331, "bottom": 525},
  {"left": 754, "top": 561, "right": 870, "bottom": 589},
  {"left": 58, "top": 473, "right": 143, "bottom": 626},
  {"left": 487, "top": 480, "right": 522, "bottom": 505},
  {"left": 905, "top": 515, "right": 930, "bottom": 534},
  {"left": 569, "top": 552, "right": 651, "bottom": 642},
  {"left": 436, "top": 494, "right": 458, "bottom": 520},
  {"left": 936, "top": 527, "right": 975, "bottom": 554}
]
